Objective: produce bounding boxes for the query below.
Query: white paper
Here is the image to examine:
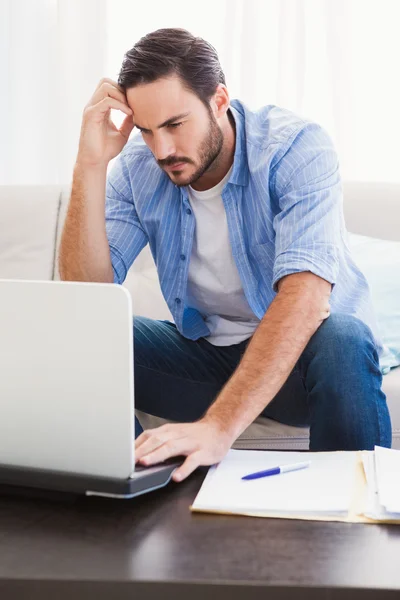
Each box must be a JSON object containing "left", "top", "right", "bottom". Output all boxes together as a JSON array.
[
  {"left": 192, "top": 449, "right": 357, "bottom": 517},
  {"left": 362, "top": 451, "right": 386, "bottom": 519},
  {"left": 375, "top": 445, "right": 400, "bottom": 515},
  {"left": 361, "top": 449, "right": 400, "bottom": 521}
]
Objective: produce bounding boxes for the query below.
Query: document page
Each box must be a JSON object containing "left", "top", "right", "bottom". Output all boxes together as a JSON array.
[
  {"left": 362, "top": 451, "right": 387, "bottom": 520},
  {"left": 375, "top": 445, "right": 400, "bottom": 515},
  {"left": 192, "top": 449, "right": 357, "bottom": 517}
]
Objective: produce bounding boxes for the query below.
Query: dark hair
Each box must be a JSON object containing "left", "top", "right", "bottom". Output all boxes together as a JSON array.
[{"left": 118, "top": 28, "right": 226, "bottom": 107}]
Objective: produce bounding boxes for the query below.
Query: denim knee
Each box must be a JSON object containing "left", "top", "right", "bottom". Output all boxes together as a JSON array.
[
  {"left": 306, "top": 313, "right": 380, "bottom": 366},
  {"left": 301, "top": 313, "right": 391, "bottom": 450}
]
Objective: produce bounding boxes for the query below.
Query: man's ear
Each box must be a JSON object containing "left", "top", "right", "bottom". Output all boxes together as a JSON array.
[{"left": 211, "top": 84, "right": 230, "bottom": 119}]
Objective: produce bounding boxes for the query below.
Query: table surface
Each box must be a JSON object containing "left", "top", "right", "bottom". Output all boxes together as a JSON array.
[{"left": 0, "top": 468, "right": 400, "bottom": 600}]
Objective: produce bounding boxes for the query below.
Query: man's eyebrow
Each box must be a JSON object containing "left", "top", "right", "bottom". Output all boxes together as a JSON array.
[{"left": 135, "top": 112, "right": 190, "bottom": 131}]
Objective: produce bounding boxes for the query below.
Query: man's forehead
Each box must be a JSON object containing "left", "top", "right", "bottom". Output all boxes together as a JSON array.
[{"left": 126, "top": 77, "right": 198, "bottom": 129}]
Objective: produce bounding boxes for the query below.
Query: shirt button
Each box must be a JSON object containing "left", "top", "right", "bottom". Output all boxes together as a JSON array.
[
  {"left": 175, "top": 297, "right": 181, "bottom": 304},
  {"left": 180, "top": 254, "right": 186, "bottom": 261},
  {"left": 186, "top": 208, "right": 192, "bottom": 215}
]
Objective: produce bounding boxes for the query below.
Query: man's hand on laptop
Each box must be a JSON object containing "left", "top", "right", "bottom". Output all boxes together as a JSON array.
[{"left": 134, "top": 418, "right": 233, "bottom": 482}]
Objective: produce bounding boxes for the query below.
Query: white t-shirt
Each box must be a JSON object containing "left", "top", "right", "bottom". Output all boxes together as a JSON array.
[{"left": 186, "top": 166, "right": 260, "bottom": 346}]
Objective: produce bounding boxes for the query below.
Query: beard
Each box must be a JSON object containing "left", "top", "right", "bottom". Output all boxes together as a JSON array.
[{"left": 159, "top": 112, "right": 224, "bottom": 187}]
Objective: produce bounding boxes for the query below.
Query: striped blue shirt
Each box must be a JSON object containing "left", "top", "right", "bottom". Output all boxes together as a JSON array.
[{"left": 105, "top": 99, "right": 383, "bottom": 355}]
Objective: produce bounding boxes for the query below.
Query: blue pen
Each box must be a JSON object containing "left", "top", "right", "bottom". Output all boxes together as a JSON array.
[{"left": 241, "top": 460, "right": 311, "bottom": 481}]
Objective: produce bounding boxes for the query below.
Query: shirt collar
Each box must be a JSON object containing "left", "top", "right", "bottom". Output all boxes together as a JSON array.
[{"left": 227, "top": 100, "right": 249, "bottom": 187}]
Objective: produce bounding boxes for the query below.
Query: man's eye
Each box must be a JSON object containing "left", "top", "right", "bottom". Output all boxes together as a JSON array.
[{"left": 168, "top": 122, "right": 183, "bottom": 129}]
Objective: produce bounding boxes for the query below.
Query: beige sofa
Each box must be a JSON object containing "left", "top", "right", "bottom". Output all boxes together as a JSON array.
[{"left": 0, "top": 182, "right": 399, "bottom": 449}]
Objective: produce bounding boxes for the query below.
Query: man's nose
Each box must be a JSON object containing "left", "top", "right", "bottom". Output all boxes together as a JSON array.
[{"left": 153, "top": 134, "right": 176, "bottom": 162}]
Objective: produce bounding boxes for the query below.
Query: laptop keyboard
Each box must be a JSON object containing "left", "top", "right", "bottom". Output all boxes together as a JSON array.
[
  {"left": 129, "top": 457, "right": 184, "bottom": 479},
  {"left": 133, "top": 463, "right": 148, "bottom": 473},
  {"left": 129, "top": 463, "right": 175, "bottom": 479}
]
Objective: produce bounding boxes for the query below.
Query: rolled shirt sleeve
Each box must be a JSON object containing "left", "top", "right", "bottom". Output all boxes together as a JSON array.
[
  {"left": 105, "top": 154, "right": 148, "bottom": 284},
  {"left": 271, "top": 124, "right": 342, "bottom": 293}
]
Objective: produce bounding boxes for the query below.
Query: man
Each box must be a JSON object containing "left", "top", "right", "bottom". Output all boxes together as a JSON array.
[{"left": 59, "top": 28, "right": 391, "bottom": 483}]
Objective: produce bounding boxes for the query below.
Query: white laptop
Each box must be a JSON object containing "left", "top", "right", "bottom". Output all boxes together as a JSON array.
[{"left": 0, "top": 279, "right": 183, "bottom": 499}]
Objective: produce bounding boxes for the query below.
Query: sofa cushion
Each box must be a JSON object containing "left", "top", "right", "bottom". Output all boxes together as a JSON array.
[
  {"left": 0, "top": 186, "right": 60, "bottom": 280},
  {"left": 348, "top": 232, "right": 400, "bottom": 374}
]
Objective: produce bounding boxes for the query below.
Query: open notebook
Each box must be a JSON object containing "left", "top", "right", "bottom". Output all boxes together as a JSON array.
[{"left": 190, "top": 447, "right": 400, "bottom": 524}]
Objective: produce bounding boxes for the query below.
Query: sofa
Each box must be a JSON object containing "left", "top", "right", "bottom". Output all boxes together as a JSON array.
[{"left": 0, "top": 182, "right": 399, "bottom": 449}]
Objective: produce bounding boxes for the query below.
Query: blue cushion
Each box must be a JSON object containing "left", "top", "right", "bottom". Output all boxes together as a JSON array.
[{"left": 348, "top": 233, "right": 400, "bottom": 375}]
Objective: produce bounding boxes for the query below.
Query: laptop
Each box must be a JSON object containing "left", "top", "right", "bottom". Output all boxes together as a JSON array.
[{"left": 0, "top": 279, "right": 183, "bottom": 499}]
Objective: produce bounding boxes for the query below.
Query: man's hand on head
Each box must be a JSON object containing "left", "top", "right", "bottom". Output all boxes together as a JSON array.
[
  {"left": 77, "top": 78, "right": 134, "bottom": 169},
  {"left": 134, "top": 418, "right": 234, "bottom": 482}
]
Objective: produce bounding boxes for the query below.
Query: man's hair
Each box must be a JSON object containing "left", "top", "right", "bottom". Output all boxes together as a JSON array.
[{"left": 118, "top": 28, "right": 226, "bottom": 107}]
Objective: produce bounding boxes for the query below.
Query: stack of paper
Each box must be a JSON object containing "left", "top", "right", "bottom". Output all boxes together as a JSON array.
[
  {"left": 190, "top": 446, "right": 400, "bottom": 524},
  {"left": 191, "top": 449, "right": 357, "bottom": 519},
  {"left": 362, "top": 446, "right": 400, "bottom": 521}
]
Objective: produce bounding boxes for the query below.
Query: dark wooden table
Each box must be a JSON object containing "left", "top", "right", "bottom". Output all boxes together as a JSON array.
[{"left": 0, "top": 468, "right": 400, "bottom": 599}]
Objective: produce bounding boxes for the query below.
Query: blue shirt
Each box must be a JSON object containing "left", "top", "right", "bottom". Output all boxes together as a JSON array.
[{"left": 105, "top": 99, "right": 383, "bottom": 354}]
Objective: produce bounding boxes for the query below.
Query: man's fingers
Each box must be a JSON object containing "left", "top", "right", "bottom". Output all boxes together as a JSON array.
[
  {"left": 85, "top": 79, "right": 130, "bottom": 115},
  {"left": 135, "top": 428, "right": 187, "bottom": 462},
  {"left": 135, "top": 426, "right": 169, "bottom": 450},
  {"left": 134, "top": 429, "right": 150, "bottom": 450},
  {"left": 88, "top": 97, "right": 132, "bottom": 118},
  {"left": 134, "top": 429, "right": 161, "bottom": 455},
  {"left": 119, "top": 113, "right": 135, "bottom": 140},
  {"left": 94, "top": 77, "right": 126, "bottom": 96},
  {"left": 134, "top": 420, "right": 228, "bottom": 483},
  {"left": 91, "top": 82, "right": 129, "bottom": 109},
  {"left": 138, "top": 436, "right": 194, "bottom": 466},
  {"left": 135, "top": 423, "right": 187, "bottom": 450},
  {"left": 172, "top": 452, "right": 202, "bottom": 482}
]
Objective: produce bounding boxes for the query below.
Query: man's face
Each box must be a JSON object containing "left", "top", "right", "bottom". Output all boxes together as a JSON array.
[{"left": 126, "top": 76, "right": 223, "bottom": 187}]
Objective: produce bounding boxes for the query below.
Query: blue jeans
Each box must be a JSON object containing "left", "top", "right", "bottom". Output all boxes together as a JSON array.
[{"left": 133, "top": 313, "right": 392, "bottom": 450}]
